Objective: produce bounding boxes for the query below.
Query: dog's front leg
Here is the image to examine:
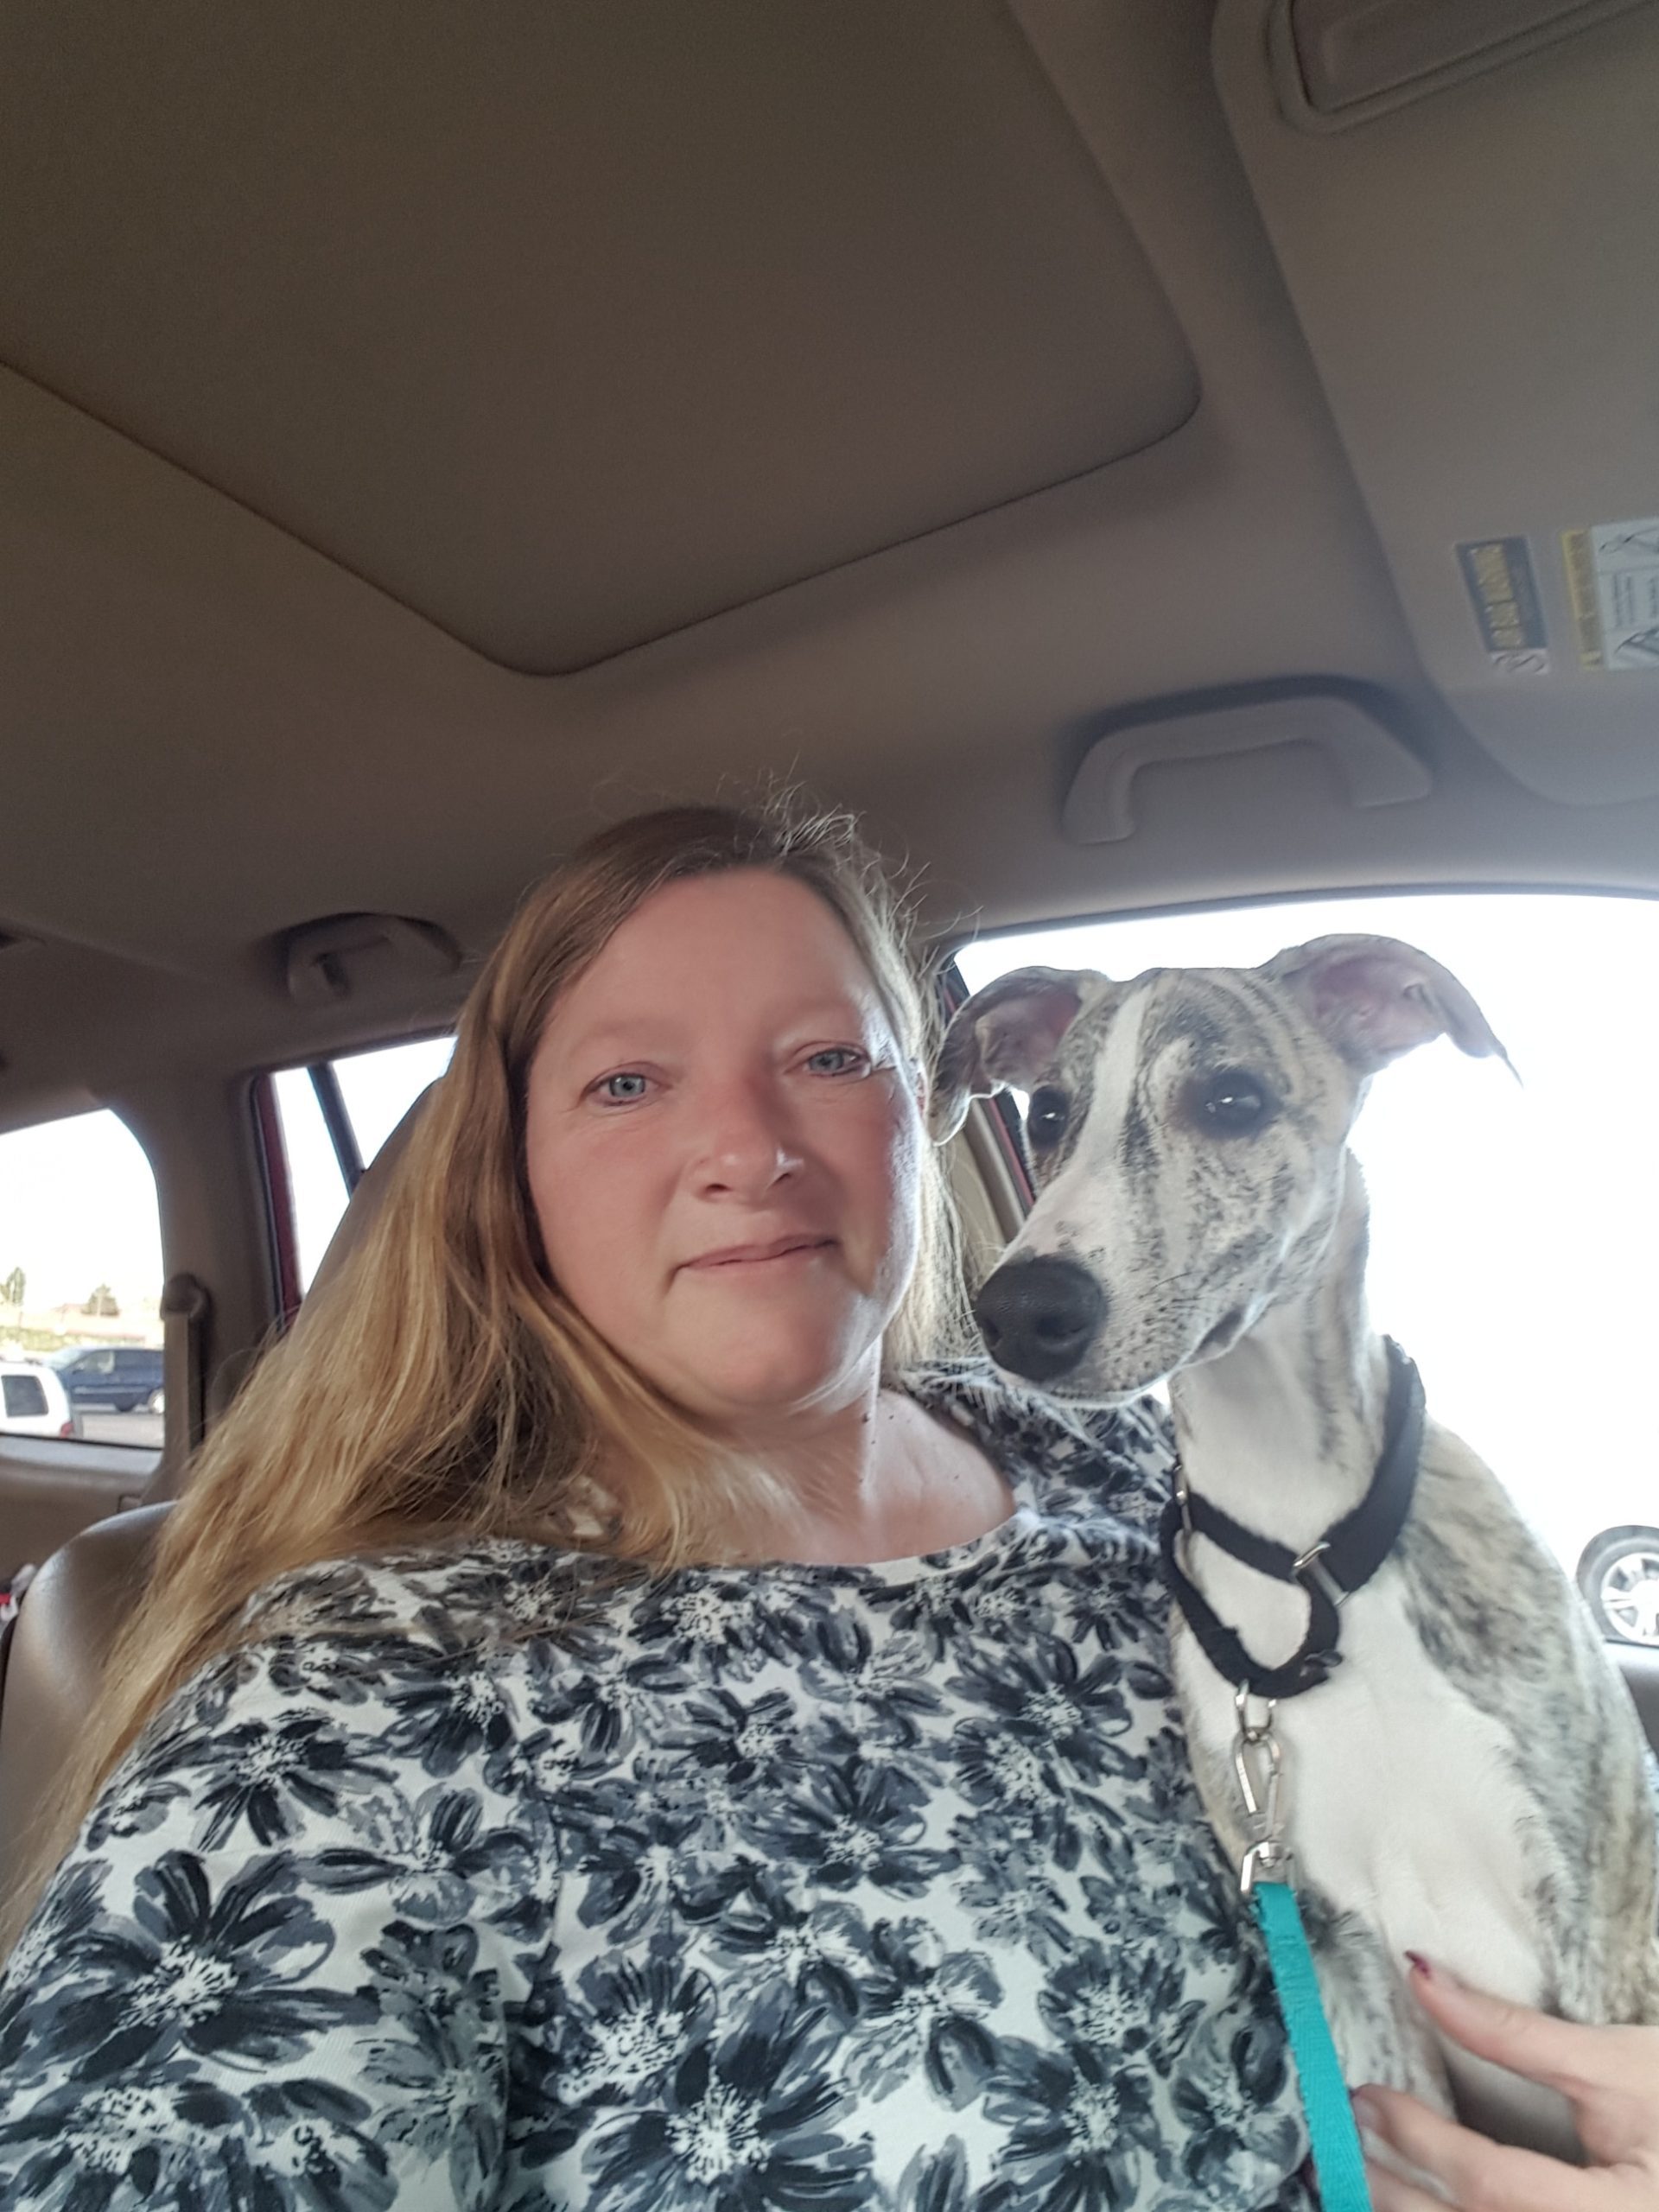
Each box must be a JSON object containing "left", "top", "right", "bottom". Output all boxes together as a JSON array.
[{"left": 1301, "top": 1896, "right": 1452, "bottom": 2110}]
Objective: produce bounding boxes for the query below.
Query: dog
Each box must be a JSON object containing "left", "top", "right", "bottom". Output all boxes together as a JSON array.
[{"left": 932, "top": 933, "right": 1659, "bottom": 2156}]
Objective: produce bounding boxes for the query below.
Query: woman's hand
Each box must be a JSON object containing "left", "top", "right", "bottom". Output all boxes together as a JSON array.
[{"left": 1352, "top": 1956, "right": 1659, "bottom": 2209}]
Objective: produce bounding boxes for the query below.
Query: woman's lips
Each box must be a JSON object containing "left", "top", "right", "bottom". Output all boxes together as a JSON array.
[{"left": 680, "top": 1235, "right": 835, "bottom": 1271}]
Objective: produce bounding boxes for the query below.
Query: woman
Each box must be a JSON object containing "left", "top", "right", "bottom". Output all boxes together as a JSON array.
[{"left": 0, "top": 801, "right": 1652, "bottom": 2209}]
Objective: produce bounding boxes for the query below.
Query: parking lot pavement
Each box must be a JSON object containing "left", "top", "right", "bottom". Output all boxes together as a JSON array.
[{"left": 78, "top": 1412, "right": 164, "bottom": 1449}]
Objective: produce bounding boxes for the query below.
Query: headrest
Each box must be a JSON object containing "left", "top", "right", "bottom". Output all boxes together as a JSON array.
[
  {"left": 304, "top": 1081, "right": 437, "bottom": 1308},
  {"left": 138, "top": 1082, "right": 439, "bottom": 1506}
]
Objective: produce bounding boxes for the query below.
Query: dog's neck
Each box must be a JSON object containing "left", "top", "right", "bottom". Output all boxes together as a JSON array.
[{"left": 1167, "top": 1160, "right": 1394, "bottom": 1557}]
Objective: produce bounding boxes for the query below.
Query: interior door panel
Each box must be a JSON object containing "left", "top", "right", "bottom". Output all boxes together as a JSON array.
[{"left": 0, "top": 1436, "right": 158, "bottom": 1579}]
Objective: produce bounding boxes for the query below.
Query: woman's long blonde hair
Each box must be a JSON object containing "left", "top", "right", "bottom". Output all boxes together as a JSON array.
[{"left": 4, "top": 798, "right": 963, "bottom": 1947}]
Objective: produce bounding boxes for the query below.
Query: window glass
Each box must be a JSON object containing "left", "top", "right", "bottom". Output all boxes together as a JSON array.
[
  {"left": 333, "top": 1037, "right": 456, "bottom": 1164},
  {"left": 956, "top": 891, "right": 1659, "bottom": 1644},
  {"left": 3, "top": 1375, "right": 47, "bottom": 1421},
  {"left": 0, "top": 1109, "right": 164, "bottom": 1446},
  {"left": 270, "top": 1068, "right": 351, "bottom": 1295},
  {"left": 272, "top": 1037, "right": 454, "bottom": 1294}
]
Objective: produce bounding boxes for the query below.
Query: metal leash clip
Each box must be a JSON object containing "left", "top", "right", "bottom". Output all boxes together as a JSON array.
[{"left": 1231, "top": 1684, "right": 1291, "bottom": 1897}]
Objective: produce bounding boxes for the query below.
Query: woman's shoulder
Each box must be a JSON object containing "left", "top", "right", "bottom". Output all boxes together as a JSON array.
[
  {"left": 91, "top": 1542, "right": 593, "bottom": 1861},
  {"left": 234, "top": 1531, "right": 606, "bottom": 1652},
  {"left": 900, "top": 1356, "right": 1174, "bottom": 1529}
]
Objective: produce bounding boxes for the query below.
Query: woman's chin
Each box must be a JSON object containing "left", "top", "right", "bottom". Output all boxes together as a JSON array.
[{"left": 661, "top": 1332, "right": 878, "bottom": 1429}]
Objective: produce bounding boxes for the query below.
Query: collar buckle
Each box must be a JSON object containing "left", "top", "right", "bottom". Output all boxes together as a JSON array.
[{"left": 1291, "top": 1540, "right": 1348, "bottom": 1612}]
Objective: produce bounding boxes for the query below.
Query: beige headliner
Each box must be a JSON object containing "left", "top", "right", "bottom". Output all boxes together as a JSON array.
[{"left": 3, "top": 0, "right": 1658, "bottom": 1130}]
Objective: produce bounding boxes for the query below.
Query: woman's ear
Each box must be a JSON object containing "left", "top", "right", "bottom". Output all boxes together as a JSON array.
[
  {"left": 1261, "top": 935, "right": 1510, "bottom": 1075},
  {"left": 931, "top": 967, "right": 1109, "bottom": 1141}
]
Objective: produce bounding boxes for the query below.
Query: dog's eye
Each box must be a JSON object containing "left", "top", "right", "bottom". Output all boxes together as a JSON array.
[
  {"left": 1193, "top": 1069, "right": 1275, "bottom": 1135},
  {"left": 1027, "top": 1086, "right": 1070, "bottom": 1147}
]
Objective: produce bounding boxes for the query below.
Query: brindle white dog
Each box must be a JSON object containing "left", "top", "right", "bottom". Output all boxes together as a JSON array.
[{"left": 934, "top": 933, "right": 1659, "bottom": 2157}]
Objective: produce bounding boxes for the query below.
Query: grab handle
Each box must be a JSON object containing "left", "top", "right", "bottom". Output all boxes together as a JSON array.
[{"left": 1062, "top": 693, "right": 1430, "bottom": 844}]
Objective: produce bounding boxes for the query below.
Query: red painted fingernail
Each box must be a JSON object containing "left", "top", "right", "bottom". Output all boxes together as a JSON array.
[{"left": 1405, "top": 1950, "right": 1432, "bottom": 1979}]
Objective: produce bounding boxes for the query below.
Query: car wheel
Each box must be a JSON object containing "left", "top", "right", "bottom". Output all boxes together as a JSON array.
[
  {"left": 114, "top": 1398, "right": 137, "bottom": 1414},
  {"left": 1577, "top": 1529, "right": 1659, "bottom": 1647},
  {"left": 146, "top": 1389, "right": 165, "bottom": 1415}
]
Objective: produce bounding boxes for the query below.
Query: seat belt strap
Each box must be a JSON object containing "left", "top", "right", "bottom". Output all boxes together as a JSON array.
[{"left": 158, "top": 1272, "right": 211, "bottom": 1464}]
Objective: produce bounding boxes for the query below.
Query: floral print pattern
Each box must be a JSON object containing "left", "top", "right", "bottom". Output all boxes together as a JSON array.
[{"left": 0, "top": 1364, "right": 1313, "bottom": 2208}]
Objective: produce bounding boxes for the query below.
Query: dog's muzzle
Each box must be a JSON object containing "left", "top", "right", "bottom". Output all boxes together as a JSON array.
[{"left": 972, "top": 1255, "right": 1106, "bottom": 1382}]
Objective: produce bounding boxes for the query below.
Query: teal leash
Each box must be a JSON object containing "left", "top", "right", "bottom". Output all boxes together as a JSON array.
[
  {"left": 1253, "top": 1878, "right": 1372, "bottom": 2210},
  {"left": 1233, "top": 1692, "right": 1373, "bottom": 2212}
]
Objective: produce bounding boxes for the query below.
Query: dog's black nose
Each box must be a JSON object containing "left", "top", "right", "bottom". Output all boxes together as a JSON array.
[{"left": 973, "top": 1256, "right": 1106, "bottom": 1382}]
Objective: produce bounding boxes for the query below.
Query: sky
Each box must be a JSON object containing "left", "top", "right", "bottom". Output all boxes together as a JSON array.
[{"left": 0, "top": 1111, "right": 162, "bottom": 1314}]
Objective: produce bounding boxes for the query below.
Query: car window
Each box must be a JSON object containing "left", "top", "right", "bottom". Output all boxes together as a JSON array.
[
  {"left": 270, "top": 1036, "right": 455, "bottom": 1294},
  {"left": 0, "top": 1109, "right": 165, "bottom": 1446},
  {"left": 2, "top": 1375, "right": 48, "bottom": 1421},
  {"left": 956, "top": 890, "right": 1659, "bottom": 1646}
]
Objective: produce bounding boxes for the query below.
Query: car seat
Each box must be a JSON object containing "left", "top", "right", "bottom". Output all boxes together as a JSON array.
[{"left": 0, "top": 1088, "right": 433, "bottom": 1905}]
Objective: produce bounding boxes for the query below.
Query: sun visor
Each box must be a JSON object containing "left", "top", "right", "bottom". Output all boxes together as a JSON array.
[{"left": 1217, "top": 0, "right": 1659, "bottom": 805}]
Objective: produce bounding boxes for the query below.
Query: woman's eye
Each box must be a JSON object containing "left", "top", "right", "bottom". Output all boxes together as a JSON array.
[
  {"left": 1192, "top": 1068, "right": 1276, "bottom": 1135},
  {"left": 594, "top": 1071, "right": 652, "bottom": 1104},
  {"left": 803, "top": 1046, "right": 868, "bottom": 1077},
  {"left": 1027, "top": 1086, "right": 1070, "bottom": 1146}
]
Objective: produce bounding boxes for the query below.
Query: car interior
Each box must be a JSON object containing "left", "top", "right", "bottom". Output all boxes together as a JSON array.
[{"left": 3, "top": 0, "right": 1659, "bottom": 1905}]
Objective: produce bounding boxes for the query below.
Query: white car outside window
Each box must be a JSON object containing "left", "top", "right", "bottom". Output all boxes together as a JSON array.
[{"left": 0, "top": 1361, "right": 73, "bottom": 1440}]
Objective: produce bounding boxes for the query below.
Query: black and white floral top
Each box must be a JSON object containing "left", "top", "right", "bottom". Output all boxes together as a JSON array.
[{"left": 0, "top": 1365, "right": 1313, "bottom": 2210}]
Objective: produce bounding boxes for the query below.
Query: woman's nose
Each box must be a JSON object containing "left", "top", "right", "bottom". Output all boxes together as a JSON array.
[{"left": 690, "top": 1078, "right": 803, "bottom": 1197}]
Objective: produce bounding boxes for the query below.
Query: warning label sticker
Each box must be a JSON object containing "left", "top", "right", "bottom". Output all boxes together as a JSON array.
[
  {"left": 1560, "top": 518, "right": 1659, "bottom": 673},
  {"left": 1455, "top": 537, "right": 1550, "bottom": 675}
]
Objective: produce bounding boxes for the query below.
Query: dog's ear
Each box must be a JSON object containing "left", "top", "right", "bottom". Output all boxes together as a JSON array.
[
  {"left": 931, "top": 967, "right": 1104, "bottom": 1141},
  {"left": 1262, "top": 934, "right": 1509, "bottom": 1074}
]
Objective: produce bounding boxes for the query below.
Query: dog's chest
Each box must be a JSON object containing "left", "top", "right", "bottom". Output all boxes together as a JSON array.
[{"left": 1173, "top": 1559, "right": 1548, "bottom": 2010}]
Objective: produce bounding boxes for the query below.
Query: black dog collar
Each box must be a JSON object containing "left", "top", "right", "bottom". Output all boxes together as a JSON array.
[{"left": 1159, "top": 1339, "right": 1427, "bottom": 1701}]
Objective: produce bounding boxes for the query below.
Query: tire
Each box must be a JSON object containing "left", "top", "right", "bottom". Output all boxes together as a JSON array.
[
  {"left": 1577, "top": 1528, "right": 1659, "bottom": 1648},
  {"left": 114, "top": 1398, "right": 137, "bottom": 1414},
  {"left": 146, "top": 1389, "right": 165, "bottom": 1415}
]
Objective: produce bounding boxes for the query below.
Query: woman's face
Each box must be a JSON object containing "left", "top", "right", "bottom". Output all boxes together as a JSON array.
[{"left": 522, "top": 869, "right": 924, "bottom": 1432}]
